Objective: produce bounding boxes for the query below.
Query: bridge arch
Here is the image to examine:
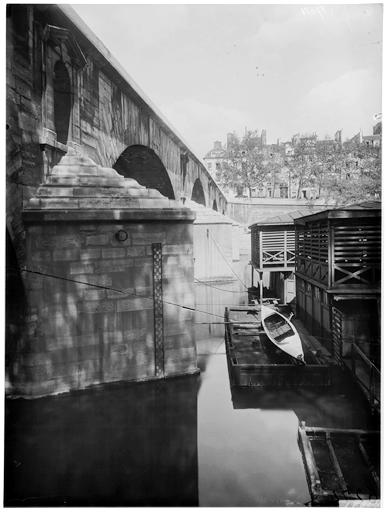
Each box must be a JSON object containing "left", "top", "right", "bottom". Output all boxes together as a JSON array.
[
  {"left": 113, "top": 145, "right": 175, "bottom": 199},
  {"left": 191, "top": 178, "right": 206, "bottom": 206}
]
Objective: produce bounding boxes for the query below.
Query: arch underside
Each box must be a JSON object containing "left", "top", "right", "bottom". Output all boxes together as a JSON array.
[
  {"left": 191, "top": 178, "right": 206, "bottom": 207},
  {"left": 113, "top": 145, "right": 175, "bottom": 200}
]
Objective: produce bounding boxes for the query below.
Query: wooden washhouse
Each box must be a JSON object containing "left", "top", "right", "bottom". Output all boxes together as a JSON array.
[
  {"left": 249, "top": 208, "right": 325, "bottom": 305},
  {"left": 294, "top": 202, "right": 381, "bottom": 410}
]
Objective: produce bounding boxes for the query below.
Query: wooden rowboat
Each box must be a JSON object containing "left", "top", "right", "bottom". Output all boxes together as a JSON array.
[{"left": 261, "top": 305, "right": 305, "bottom": 363}]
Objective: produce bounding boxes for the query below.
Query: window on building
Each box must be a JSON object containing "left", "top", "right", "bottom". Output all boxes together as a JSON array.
[
  {"left": 280, "top": 186, "right": 288, "bottom": 198},
  {"left": 215, "top": 162, "right": 221, "bottom": 170},
  {"left": 207, "top": 162, "right": 212, "bottom": 170}
]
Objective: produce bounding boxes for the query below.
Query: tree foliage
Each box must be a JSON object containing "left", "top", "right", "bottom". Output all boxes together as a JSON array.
[
  {"left": 215, "top": 129, "right": 381, "bottom": 204},
  {"left": 216, "top": 131, "right": 270, "bottom": 196},
  {"left": 217, "top": 131, "right": 274, "bottom": 195}
]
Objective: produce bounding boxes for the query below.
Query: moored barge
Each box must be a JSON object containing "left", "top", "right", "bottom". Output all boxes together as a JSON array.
[{"left": 225, "top": 306, "right": 339, "bottom": 388}]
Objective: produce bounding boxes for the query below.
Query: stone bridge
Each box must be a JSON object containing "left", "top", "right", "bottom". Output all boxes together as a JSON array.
[
  {"left": 6, "top": 3, "right": 230, "bottom": 397},
  {"left": 7, "top": 3, "right": 227, "bottom": 257}
]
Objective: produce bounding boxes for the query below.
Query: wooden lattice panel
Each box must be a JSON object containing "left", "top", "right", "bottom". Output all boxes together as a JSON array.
[
  {"left": 295, "top": 222, "right": 329, "bottom": 285},
  {"left": 333, "top": 224, "right": 381, "bottom": 286},
  {"left": 260, "top": 229, "right": 295, "bottom": 269},
  {"left": 251, "top": 226, "right": 260, "bottom": 268}
]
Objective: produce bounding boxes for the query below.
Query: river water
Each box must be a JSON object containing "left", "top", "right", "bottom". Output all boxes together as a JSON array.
[
  {"left": 196, "top": 337, "right": 377, "bottom": 507},
  {"left": 5, "top": 332, "right": 377, "bottom": 506}
]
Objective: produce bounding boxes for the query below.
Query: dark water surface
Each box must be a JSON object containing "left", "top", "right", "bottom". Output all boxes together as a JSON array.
[
  {"left": 196, "top": 340, "right": 377, "bottom": 506},
  {"left": 4, "top": 339, "right": 378, "bottom": 506}
]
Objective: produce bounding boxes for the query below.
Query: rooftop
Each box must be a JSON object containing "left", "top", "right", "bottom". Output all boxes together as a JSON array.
[{"left": 249, "top": 207, "right": 325, "bottom": 228}]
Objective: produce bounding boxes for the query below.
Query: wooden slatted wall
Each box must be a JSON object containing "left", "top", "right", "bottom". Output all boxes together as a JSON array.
[
  {"left": 251, "top": 226, "right": 260, "bottom": 269},
  {"left": 332, "top": 221, "right": 381, "bottom": 286},
  {"left": 260, "top": 229, "right": 295, "bottom": 269},
  {"left": 296, "top": 222, "right": 329, "bottom": 285}
]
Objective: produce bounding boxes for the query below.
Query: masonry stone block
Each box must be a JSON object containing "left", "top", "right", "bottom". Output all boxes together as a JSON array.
[
  {"left": 80, "top": 248, "right": 101, "bottom": 260},
  {"left": 52, "top": 248, "right": 80, "bottom": 261},
  {"left": 94, "top": 258, "right": 134, "bottom": 273},
  {"left": 86, "top": 234, "right": 109, "bottom": 245},
  {"left": 70, "top": 262, "right": 94, "bottom": 275},
  {"left": 101, "top": 247, "right": 126, "bottom": 259}
]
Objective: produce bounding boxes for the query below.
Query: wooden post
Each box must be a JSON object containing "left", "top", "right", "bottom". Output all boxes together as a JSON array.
[
  {"left": 369, "top": 365, "right": 374, "bottom": 407},
  {"left": 325, "top": 432, "right": 348, "bottom": 493},
  {"left": 351, "top": 343, "right": 356, "bottom": 376},
  {"left": 328, "top": 220, "right": 334, "bottom": 288},
  {"left": 358, "top": 438, "right": 380, "bottom": 494},
  {"left": 259, "top": 271, "right": 263, "bottom": 305}
]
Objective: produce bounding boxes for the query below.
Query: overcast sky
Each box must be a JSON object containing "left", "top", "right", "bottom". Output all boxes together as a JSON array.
[{"left": 72, "top": 3, "right": 382, "bottom": 158}]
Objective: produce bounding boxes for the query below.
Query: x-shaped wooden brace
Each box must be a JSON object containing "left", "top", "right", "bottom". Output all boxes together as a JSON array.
[{"left": 334, "top": 265, "right": 371, "bottom": 284}]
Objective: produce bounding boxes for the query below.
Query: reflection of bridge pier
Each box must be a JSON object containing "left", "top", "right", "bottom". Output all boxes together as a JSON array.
[{"left": 5, "top": 375, "right": 199, "bottom": 506}]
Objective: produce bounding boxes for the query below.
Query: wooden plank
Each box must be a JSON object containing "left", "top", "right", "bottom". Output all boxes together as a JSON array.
[
  {"left": 325, "top": 432, "right": 348, "bottom": 493},
  {"left": 358, "top": 438, "right": 380, "bottom": 493},
  {"left": 328, "top": 220, "right": 333, "bottom": 287},
  {"left": 298, "top": 423, "right": 323, "bottom": 498},
  {"left": 304, "top": 426, "right": 379, "bottom": 435}
]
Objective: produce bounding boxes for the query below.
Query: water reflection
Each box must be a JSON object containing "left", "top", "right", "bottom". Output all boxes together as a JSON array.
[
  {"left": 230, "top": 384, "right": 378, "bottom": 430},
  {"left": 196, "top": 339, "right": 379, "bottom": 507},
  {"left": 5, "top": 337, "right": 379, "bottom": 507},
  {"left": 5, "top": 377, "right": 199, "bottom": 506},
  {"left": 197, "top": 342, "right": 309, "bottom": 506}
]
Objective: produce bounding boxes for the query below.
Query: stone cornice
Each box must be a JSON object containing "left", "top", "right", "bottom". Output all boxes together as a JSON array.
[{"left": 23, "top": 148, "right": 195, "bottom": 222}]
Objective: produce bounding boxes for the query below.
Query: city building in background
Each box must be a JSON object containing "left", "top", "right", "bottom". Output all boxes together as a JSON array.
[{"left": 203, "top": 123, "right": 381, "bottom": 206}]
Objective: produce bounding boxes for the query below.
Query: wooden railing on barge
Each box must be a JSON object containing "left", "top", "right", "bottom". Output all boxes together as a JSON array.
[{"left": 350, "top": 343, "right": 380, "bottom": 411}]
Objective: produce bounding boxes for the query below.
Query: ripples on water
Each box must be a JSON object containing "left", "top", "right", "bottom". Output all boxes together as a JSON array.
[{"left": 5, "top": 337, "right": 378, "bottom": 506}]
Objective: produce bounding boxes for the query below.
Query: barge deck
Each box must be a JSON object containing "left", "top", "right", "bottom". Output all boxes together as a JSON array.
[{"left": 225, "top": 306, "right": 339, "bottom": 388}]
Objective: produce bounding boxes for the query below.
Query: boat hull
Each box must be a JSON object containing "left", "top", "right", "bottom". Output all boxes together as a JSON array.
[{"left": 261, "top": 305, "right": 305, "bottom": 363}]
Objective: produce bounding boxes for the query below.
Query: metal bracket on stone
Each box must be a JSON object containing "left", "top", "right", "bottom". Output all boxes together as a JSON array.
[{"left": 152, "top": 242, "right": 164, "bottom": 377}]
